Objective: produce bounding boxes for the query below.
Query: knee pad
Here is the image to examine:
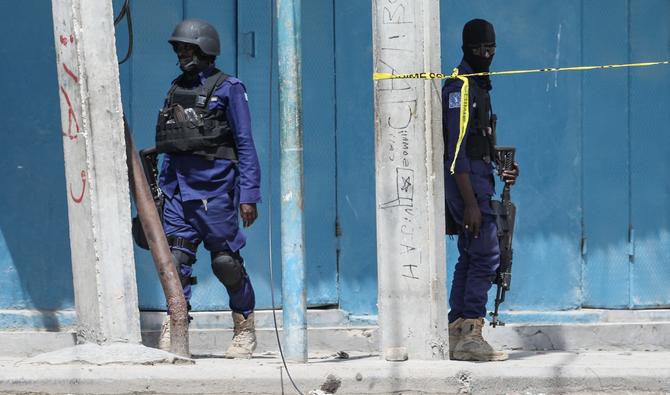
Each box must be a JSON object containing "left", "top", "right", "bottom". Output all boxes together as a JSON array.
[
  {"left": 211, "top": 251, "right": 245, "bottom": 291},
  {"left": 171, "top": 249, "right": 197, "bottom": 289}
]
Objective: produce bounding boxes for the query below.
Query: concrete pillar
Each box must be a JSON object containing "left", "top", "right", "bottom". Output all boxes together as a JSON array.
[
  {"left": 372, "top": 0, "right": 448, "bottom": 360},
  {"left": 51, "top": 0, "right": 140, "bottom": 344}
]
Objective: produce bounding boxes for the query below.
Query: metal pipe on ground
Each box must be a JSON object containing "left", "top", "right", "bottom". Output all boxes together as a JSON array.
[{"left": 123, "top": 119, "right": 190, "bottom": 358}]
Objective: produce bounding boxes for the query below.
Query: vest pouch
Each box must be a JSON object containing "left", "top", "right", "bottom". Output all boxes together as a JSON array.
[
  {"left": 156, "top": 108, "right": 171, "bottom": 133},
  {"left": 156, "top": 70, "right": 236, "bottom": 158},
  {"left": 156, "top": 118, "right": 232, "bottom": 154},
  {"left": 466, "top": 132, "right": 493, "bottom": 161}
]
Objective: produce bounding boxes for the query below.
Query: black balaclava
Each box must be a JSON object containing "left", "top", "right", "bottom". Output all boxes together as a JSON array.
[{"left": 462, "top": 19, "right": 496, "bottom": 88}]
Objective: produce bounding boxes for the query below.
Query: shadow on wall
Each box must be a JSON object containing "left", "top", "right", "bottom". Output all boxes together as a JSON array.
[{"left": 0, "top": 1, "right": 75, "bottom": 330}]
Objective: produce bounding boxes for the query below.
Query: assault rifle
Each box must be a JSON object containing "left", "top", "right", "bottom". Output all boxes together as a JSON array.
[
  {"left": 131, "top": 147, "right": 164, "bottom": 250},
  {"left": 489, "top": 146, "right": 516, "bottom": 327},
  {"left": 139, "top": 147, "right": 162, "bottom": 204}
]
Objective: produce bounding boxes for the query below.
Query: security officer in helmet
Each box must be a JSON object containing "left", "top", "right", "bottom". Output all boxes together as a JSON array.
[
  {"left": 156, "top": 18, "right": 261, "bottom": 359},
  {"left": 442, "top": 19, "right": 519, "bottom": 361}
]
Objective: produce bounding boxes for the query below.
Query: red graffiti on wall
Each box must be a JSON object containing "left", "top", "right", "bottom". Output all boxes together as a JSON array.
[
  {"left": 69, "top": 170, "right": 87, "bottom": 203},
  {"left": 58, "top": 31, "right": 81, "bottom": 141},
  {"left": 62, "top": 63, "right": 79, "bottom": 84},
  {"left": 59, "top": 85, "right": 80, "bottom": 140},
  {"left": 59, "top": 34, "right": 75, "bottom": 46}
]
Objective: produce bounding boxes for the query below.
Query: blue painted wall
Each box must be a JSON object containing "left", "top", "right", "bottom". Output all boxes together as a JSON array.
[
  {"left": 441, "top": 1, "right": 586, "bottom": 311},
  {"left": 441, "top": 0, "right": 670, "bottom": 312},
  {"left": 0, "top": 1, "right": 74, "bottom": 330},
  {"left": 0, "top": 0, "right": 668, "bottom": 329}
]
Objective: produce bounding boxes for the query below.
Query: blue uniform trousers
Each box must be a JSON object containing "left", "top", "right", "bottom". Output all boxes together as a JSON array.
[
  {"left": 447, "top": 202, "right": 500, "bottom": 323},
  {"left": 163, "top": 188, "right": 255, "bottom": 316}
]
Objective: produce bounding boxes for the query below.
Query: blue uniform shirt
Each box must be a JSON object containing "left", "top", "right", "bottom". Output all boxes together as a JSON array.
[
  {"left": 159, "top": 66, "right": 262, "bottom": 204},
  {"left": 442, "top": 60, "right": 495, "bottom": 215}
]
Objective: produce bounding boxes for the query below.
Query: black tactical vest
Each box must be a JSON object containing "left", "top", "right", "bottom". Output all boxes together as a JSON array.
[
  {"left": 465, "top": 82, "right": 497, "bottom": 163},
  {"left": 155, "top": 69, "right": 237, "bottom": 161}
]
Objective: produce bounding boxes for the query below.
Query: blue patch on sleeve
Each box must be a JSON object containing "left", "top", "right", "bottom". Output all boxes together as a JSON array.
[{"left": 448, "top": 92, "right": 461, "bottom": 109}]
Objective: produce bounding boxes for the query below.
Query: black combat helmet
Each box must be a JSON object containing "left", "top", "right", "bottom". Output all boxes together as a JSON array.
[{"left": 169, "top": 18, "right": 220, "bottom": 56}]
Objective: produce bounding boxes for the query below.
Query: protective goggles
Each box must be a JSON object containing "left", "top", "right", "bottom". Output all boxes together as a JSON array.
[
  {"left": 172, "top": 42, "right": 198, "bottom": 53},
  {"left": 468, "top": 43, "right": 496, "bottom": 57}
]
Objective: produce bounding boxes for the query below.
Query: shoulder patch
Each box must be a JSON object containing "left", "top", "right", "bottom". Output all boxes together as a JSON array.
[{"left": 448, "top": 92, "right": 461, "bottom": 109}]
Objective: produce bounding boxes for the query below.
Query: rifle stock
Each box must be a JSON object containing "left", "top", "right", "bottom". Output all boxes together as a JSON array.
[
  {"left": 131, "top": 146, "right": 163, "bottom": 250},
  {"left": 139, "top": 147, "right": 161, "bottom": 202}
]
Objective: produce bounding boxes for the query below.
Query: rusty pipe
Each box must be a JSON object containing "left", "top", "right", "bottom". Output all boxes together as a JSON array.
[{"left": 123, "top": 119, "right": 190, "bottom": 357}]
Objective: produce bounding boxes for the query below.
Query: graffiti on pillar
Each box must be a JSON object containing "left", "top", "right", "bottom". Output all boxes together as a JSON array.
[
  {"left": 59, "top": 85, "right": 80, "bottom": 140},
  {"left": 62, "top": 63, "right": 79, "bottom": 83},
  {"left": 377, "top": 59, "right": 412, "bottom": 92},
  {"left": 381, "top": 168, "right": 414, "bottom": 208},
  {"left": 59, "top": 34, "right": 75, "bottom": 47},
  {"left": 376, "top": 0, "right": 424, "bottom": 280},
  {"left": 69, "top": 170, "right": 87, "bottom": 204},
  {"left": 382, "top": 1, "right": 411, "bottom": 25},
  {"left": 400, "top": 240, "right": 421, "bottom": 280},
  {"left": 56, "top": 27, "right": 87, "bottom": 205},
  {"left": 58, "top": 34, "right": 81, "bottom": 141}
]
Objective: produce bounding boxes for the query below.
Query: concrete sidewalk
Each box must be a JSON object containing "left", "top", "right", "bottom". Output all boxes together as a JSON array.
[{"left": 1, "top": 350, "right": 669, "bottom": 394}]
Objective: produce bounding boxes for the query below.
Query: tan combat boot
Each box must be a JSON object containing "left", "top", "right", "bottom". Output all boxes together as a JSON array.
[
  {"left": 452, "top": 318, "right": 508, "bottom": 361},
  {"left": 224, "top": 312, "right": 257, "bottom": 359},
  {"left": 448, "top": 318, "right": 465, "bottom": 359},
  {"left": 158, "top": 315, "right": 171, "bottom": 352}
]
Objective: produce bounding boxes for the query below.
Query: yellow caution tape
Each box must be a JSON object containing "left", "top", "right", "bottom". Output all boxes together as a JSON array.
[
  {"left": 450, "top": 68, "right": 469, "bottom": 175},
  {"left": 374, "top": 60, "right": 670, "bottom": 174},
  {"left": 373, "top": 60, "right": 670, "bottom": 80}
]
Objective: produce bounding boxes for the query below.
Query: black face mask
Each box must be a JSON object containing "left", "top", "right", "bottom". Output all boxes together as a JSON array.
[
  {"left": 463, "top": 49, "right": 494, "bottom": 73},
  {"left": 179, "top": 54, "right": 208, "bottom": 75},
  {"left": 462, "top": 19, "right": 496, "bottom": 88}
]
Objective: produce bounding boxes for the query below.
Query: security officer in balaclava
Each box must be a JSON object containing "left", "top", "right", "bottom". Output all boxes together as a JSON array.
[
  {"left": 442, "top": 19, "right": 519, "bottom": 361},
  {"left": 155, "top": 19, "right": 261, "bottom": 359}
]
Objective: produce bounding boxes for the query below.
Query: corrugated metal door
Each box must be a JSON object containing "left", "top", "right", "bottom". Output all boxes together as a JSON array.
[
  {"left": 237, "top": 0, "right": 339, "bottom": 308},
  {"left": 628, "top": 0, "right": 670, "bottom": 308},
  {"left": 583, "top": 0, "right": 670, "bottom": 309},
  {"left": 582, "top": 0, "right": 631, "bottom": 308}
]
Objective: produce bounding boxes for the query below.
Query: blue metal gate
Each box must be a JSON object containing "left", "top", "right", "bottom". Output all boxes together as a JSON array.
[
  {"left": 582, "top": 0, "right": 631, "bottom": 308},
  {"left": 582, "top": 0, "right": 670, "bottom": 308},
  {"left": 628, "top": 1, "right": 670, "bottom": 308},
  {"left": 442, "top": 0, "right": 670, "bottom": 311},
  {"left": 120, "top": 0, "right": 339, "bottom": 311}
]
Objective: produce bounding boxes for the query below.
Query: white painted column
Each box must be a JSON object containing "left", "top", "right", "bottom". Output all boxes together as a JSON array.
[
  {"left": 372, "top": 0, "right": 448, "bottom": 360},
  {"left": 51, "top": 0, "right": 140, "bottom": 344}
]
